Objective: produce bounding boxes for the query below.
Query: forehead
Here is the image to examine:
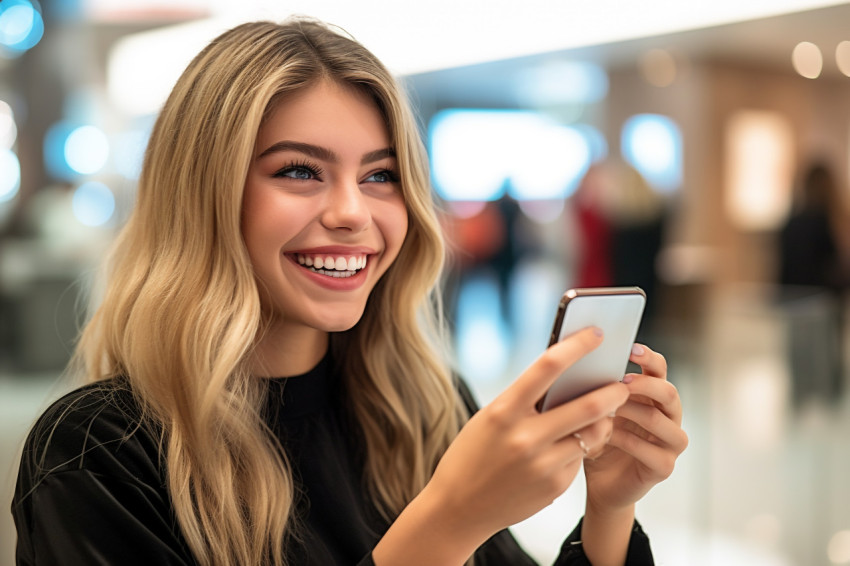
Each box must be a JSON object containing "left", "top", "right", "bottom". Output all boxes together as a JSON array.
[{"left": 256, "top": 80, "right": 392, "bottom": 152}]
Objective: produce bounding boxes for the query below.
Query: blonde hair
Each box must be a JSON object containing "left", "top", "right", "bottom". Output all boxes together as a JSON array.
[{"left": 74, "top": 19, "right": 466, "bottom": 565}]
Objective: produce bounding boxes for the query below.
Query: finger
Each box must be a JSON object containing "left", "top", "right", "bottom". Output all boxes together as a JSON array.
[
  {"left": 503, "top": 326, "right": 604, "bottom": 409},
  {"left": 615, "top": 399, "right": 688, "bottom": 452},
  {"left": 607, "top": 427, "right": 682, "bottom": 481},
  {"left": 622, "top": 374, "right": 683, "bottom": 425},
  {"left": 537, "top": 381, "right": 628, "bottom": 440},
  {"left": 549, "top": 418, "right": 614, "bottom": 463},
  {"left": 628, "top": 343, "right": 667, "bottom": 379}
]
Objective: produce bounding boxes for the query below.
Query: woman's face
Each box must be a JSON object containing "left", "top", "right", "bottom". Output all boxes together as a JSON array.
[{"left": 242, "top": 80, "right": 408, "bottom": 336}]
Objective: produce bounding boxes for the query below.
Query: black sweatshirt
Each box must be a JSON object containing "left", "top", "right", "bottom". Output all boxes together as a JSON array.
[{"left": 12, "top": 355, "right": 653, "bottom": 565}]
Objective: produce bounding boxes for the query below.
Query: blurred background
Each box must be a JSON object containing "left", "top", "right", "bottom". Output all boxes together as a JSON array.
[{"left": 2, "top": 0, "right": 850, "bottom": 564}]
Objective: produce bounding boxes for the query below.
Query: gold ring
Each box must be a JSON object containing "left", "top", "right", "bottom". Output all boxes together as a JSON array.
[{"left": 573, "top": 432, "right": 589, "bottom": 457}]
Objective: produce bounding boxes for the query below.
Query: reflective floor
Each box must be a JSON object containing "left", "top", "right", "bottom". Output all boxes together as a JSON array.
[{"left": 2, "top": 279, "right": 848, "bottom": 565}]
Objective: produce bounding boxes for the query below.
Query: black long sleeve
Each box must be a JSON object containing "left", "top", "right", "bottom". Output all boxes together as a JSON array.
[
  {"left": 13, "top": 363, "right": 654, "bottom": 565},
  {"left": 13, "top": 381, "right": 194, "bottom": 565}
]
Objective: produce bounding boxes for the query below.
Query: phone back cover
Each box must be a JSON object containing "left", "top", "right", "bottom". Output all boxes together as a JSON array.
[{"left": 539, "top": 293, "right": 645, "bottom": 411}]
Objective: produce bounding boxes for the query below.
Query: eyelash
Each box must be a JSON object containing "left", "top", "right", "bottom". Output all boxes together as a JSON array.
[
  {"left": 368, "top": 169, "right": 401, "bottom": 183},
  {"left": 271, "top": 159, "right": 400, "bottom": 184},
  {"left": 272, "top": 159, "right": 324, "bottom": 180}
]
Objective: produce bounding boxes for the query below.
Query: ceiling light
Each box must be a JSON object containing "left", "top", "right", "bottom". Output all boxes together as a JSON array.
[
  {"left": 836, "top": 40, "right": 850, "bottom": 78},
  {"left": 791, "top": 41, "right": 822, "bottom": 79},
  {"left": 640, "top": 48, "right": 677, "bottom": 87}
]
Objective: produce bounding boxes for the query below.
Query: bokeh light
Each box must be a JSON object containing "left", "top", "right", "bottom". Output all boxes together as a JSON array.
[
  {"left": 65, "top": 125, "right": 109, "bottom": 175},
  {"left": 0, "top": 100, "right": 16, "bottom": 150},
  {"left": 0, "top": 148, "right": 21, "bottom": 202},
  {"left": 455, "top": 272, "right": 511, "bottom": 383},
  {"left": 515, "top": 61, "right": 609, "bottom": 106},
  {"left": 573, "top": 123, "right": 608, "bottom": 162},
  {"left": 836, "top": 41, "right": 850, "bottom": 78},
  {"left": 640, "top": 48, "right": 678, "bottom": 87},
  {"left": 724, "top": 110, "right": 793, "bottom": 231},
  {"left": 510, "top": 125, "right": 590, "bottom": 200},
  {"left": 430, "top": 109, "right": 595, "bottom": 202},
  {"left": 45, "top": 122, "right": 111, "bottom": 179},
  {"left": 621, "top": 113, "right": 682, "bottom": 193},
  {"left": 72, "top": 181, "right": 115, "bottom": 226},
  {"left": 828, "top": 530, "right": 850, "bottom": 564},
  {"left": 0, "top": 0, "right": 44, "bottom": 55},
  {"left": 791, "top": 41, "right": 822, "bottom": 79}
]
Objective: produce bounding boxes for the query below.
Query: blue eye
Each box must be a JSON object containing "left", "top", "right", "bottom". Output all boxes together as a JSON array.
[
  {"left": 281, "top": 167, "right": 313, "bottom": 180},
  {"left": 365, "top": 170, "right": 399, "bottom": 183},
  {"left": 273, "top": 160, "right": 323, "bottom": 180}
]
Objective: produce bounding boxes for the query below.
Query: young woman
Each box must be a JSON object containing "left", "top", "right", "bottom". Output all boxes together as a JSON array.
[{"left": 12, "top": 19, "right": 687, "bottom": 566}]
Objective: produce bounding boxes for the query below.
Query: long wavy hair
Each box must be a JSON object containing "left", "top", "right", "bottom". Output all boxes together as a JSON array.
[{"left": 74, "top": 19, "right": 466, "bottom": 565}]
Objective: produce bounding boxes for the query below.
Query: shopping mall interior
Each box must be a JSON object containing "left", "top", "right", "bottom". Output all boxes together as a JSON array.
[{"left": 2, "top": 1, "right": 850, "bottom": 564}]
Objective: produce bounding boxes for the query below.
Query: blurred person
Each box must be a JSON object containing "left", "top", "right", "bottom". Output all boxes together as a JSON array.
[
  {"left": 571, "top": 163, "right": 614, "bottom": 288},
  {"left": 778, "top": 161, "right": 850, "bottom": 404},
  {"left": 440, "top": 199, "right": 508, "bottom": 330},
  {"left": 442, "top": 195, "right": 522, "bottom": 333},
  {"left": 11, "top": 19, "right": 687, "bottom": 566},
  {"left": 779, "top": 162, "right": 849, "bottom": 290},
  {"left": 599, "top": 160, "right": 668, "bottom": 336},
  {"left": 569, "top": 160, "right": 667, "bottom": 337}
]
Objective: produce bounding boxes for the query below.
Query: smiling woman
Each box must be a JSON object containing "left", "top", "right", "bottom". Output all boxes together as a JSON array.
[
  {"left": 11, "top": 17, "right": 686, "bottom": 566},
  {"left": 242, "top": 80, "right": 409, "bottom": 357}
]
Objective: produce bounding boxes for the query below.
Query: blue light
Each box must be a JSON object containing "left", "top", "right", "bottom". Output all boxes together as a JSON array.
[
  {"left": 429, "top": 109, "right": 595, "bottom": 201},
  {"left": 65, "top": 125, "right": 109, "bottom": 175},
  {"left": 45, "top": 121, "right": 110, "bottom": 180},
  {"left": 455, "top": 272, "right": 511, "bottom": 383},
  {"left": 72, "top": 181, "right": 115, "bottom": 226},
  {"left": 515, "top": 61, "right": 609, "bottom": 106},
  {"left": 429, "top": 110, "right": 512, "bottom": 201},
  {"left": 0, "top": 149, "right": 21, "bottom": 202},
  {"left": 0, "top": 0, "right": 44, "bottom": 55},
  {"left": 621, "top": 114, "right": 682, "bottom": 193},
  {"left": 113, "top": 118, "right": 154, "bottom": 180},
  {"left": 573, "top": 123, "right": 608, "bottom": 162},
  {"left": 44, "top": 121, "right": 76, "bottom": 179}
]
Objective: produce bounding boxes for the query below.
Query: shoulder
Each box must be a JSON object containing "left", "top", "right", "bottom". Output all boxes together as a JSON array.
[{"left": 17, "top": 378, "right": 164, "bottom": 488}]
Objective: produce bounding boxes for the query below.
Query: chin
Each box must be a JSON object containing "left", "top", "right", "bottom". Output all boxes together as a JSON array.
[
  {"left": 317, "top": 310, "right": 367, "bottom": 333},
  {"left": 323, "top": 320, "right": 361, "bottom": 333}
]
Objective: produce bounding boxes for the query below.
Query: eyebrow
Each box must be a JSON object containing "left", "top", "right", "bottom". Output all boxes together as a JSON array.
[{"left": 257, "top": 140, "right": 396, "bottom": 165}]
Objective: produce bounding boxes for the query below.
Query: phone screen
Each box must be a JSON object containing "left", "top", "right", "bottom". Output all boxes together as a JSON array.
[{"left": 537, "top": 287, "right": 646, "bottom": 412}]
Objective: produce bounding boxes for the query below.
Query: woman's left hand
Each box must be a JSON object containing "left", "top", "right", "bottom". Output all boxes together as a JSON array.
[{"left": 583, "top": 343, "right": 688, "bottom": 512}]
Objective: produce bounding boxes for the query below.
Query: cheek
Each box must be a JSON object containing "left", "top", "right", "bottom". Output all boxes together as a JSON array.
[
  {"left": 241, "top": 182, "right": 289, "bottom": 268},
  {"left": 382, "top": 200, "right": 409, "bottom": 257}
]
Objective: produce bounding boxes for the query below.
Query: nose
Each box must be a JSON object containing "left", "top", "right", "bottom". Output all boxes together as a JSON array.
[{"left": 320, "top": 180, "right": 371, "bottom": 232}]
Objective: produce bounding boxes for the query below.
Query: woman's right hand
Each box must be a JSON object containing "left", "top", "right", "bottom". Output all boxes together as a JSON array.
[
  {"left": 373, "top": 326, "right": 630, "bottom": 566},
  {"left": 423, "top": 326, "right": 630, "bottom": 546}
]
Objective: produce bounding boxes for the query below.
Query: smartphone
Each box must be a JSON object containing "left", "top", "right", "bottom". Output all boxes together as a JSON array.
[{"left": 536, "top": 287, "right": 646, "bottom": 412}]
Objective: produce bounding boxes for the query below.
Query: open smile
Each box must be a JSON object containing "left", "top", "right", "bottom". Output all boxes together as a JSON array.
[{"left": 293, "top": 253, "right": 368, "bottom": 279}]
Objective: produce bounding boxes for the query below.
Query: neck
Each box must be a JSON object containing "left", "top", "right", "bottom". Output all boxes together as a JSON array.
[{"left": 251, "top": 322, "right": 329, "bottom": 378}]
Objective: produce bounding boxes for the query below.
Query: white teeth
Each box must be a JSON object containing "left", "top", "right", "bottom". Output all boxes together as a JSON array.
[{"left": 295, "top": 253, "right": 368, "bottom": 274}]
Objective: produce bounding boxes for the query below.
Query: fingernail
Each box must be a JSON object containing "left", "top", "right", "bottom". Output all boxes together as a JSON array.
[
  {"left": 631, "top": 344, "right": 645, "bottom": 356},
  {"left": 622, "top": 374, "right": 634, "bottom": 384},
  {"left": 592, "top": 326, "right": 603, "bottom": 337}
]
